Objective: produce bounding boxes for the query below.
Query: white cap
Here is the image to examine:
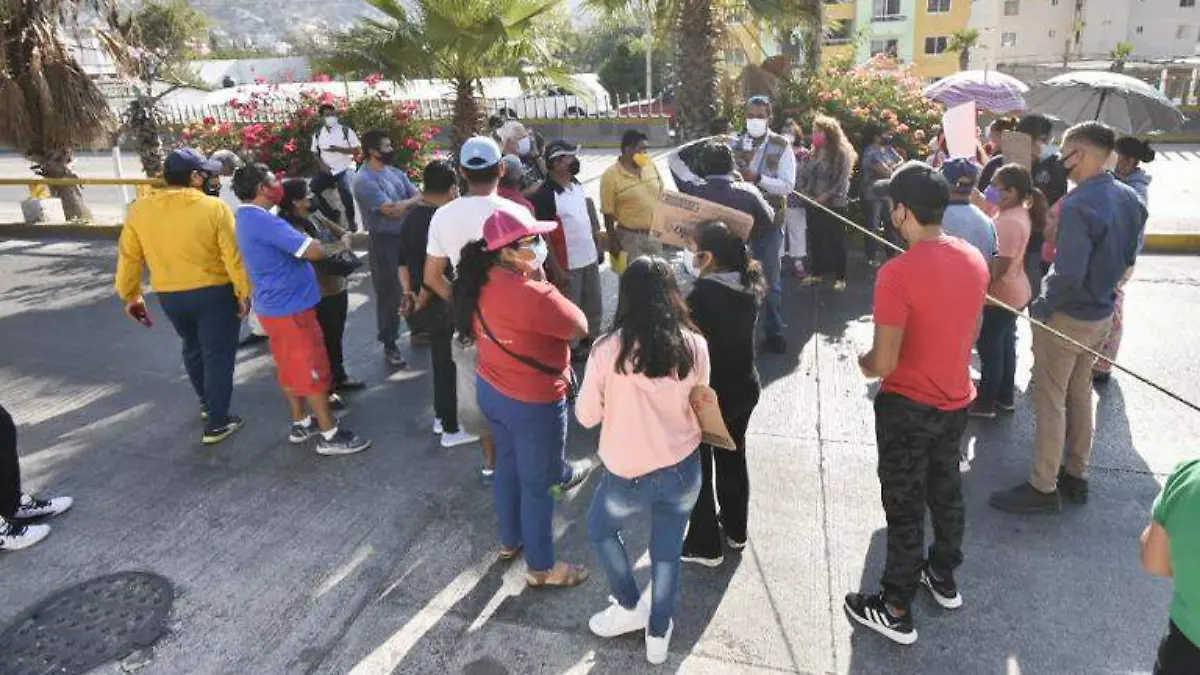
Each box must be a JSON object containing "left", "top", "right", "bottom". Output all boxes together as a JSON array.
[{"left": 459, "top": 136, "right": 503, "bottom": 169}]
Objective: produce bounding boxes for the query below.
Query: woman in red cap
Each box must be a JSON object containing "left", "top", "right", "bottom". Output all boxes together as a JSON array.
[{"left": 453, "top": 209, "right": 594, "bottom": 587}]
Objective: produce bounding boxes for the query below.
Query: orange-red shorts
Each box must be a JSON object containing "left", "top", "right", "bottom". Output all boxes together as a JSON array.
[{"left": 259, "top": 309, "right": 331, "bottom": 398}]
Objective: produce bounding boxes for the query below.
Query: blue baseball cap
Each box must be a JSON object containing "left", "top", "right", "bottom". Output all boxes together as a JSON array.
[
  {"left": 165, "top": 148, "right": 223, "bottom": 174},
  {"left": 459, "top": 136, "right": 502, "bottom": 169},
  {"left": 940, "top": 157, "right": 980, "bottom": 195}
]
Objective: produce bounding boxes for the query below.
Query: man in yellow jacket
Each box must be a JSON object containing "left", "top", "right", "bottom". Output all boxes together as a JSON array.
[{"left": 115, "top": 149, "right": 252, "bottom": 445}]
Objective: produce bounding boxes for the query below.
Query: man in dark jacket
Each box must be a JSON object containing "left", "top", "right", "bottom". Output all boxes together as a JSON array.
[{"left": 669, "top": 141, "right": 775, "bottom": 248}]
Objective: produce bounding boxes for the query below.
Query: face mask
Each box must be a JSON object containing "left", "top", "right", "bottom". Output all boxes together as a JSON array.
[
  {"left": 568, "top": 158, "right": 581, "bottom": 176},
  {"left": 811, "top": 132, "right": 827, "bottom": 150},
  {"left": 1039, "top": 143, "right": 1057, "bottom": 161},
  {"left": 984, "top": 184, "right": 1002, "bottom": 204},
  {"left": 683, "top": 250, "right": 703, "bottom": 277},
  {"left": 517, "top": 137, "right": 532, "bottom": 155},
  {"left": 746, "top": 119, "right": 768, "bottom": 138},
  {"left": 378, "top": 150, "right": 396, "bottom": 164},
  {"left": 324, "top": 116, "right": 338, "bottom": 128},
  {"left": 529, "top": 238, "right": 549, "bottom": 270},
  {"left": 202, "top": 174, "right": 221, "bottom": 197},
  {"left": 632, "top": 152, "right": 650, "bottom": 168},
  {"left": 264, "top": 182, "right": 285, "bottom": 205}
]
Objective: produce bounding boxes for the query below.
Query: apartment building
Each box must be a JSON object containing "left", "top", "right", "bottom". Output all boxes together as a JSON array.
[
  {"left": 823, "top": 0, "right": 973, "bottom": 78},
  {"left": 969, "top": 0, "right": 1200, "bottom": 68}
]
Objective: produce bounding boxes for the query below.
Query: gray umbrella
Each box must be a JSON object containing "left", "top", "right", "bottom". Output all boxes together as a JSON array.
[{"left": 1023, "top": 70, "right": 1185, "bottom": 135}]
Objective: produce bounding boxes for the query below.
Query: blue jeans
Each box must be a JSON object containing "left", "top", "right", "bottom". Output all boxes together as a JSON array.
[
  {"left": 157, "top": 284, "right": 241, "bottom": 427},
  {"left": 976, "top": 305, "right": 1018, "bottom": 407},
  {"left": 587, "top": 451, "right": 702, "bottom": 637},
  {"left": 476, "top": 376, "right": 569, "bottom": 573},
  {"left": 750, "top": 226, "right": 784, "bottom": 339}
]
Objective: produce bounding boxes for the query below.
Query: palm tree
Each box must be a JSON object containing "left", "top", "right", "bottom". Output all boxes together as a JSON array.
[
  {"left": 589, "top": 0, "right": 819, "bottom": 140},
  {"left": 0, "top": 0, "right": 118, "bottom": 220},
  {"left": 948, "top": 28, "right": 980, "bottom": 72},
  {"left": 1109, "top": 41, "right": 1134, "bottom": 73},
  {"left": 328, "top": 0, "right": 566, "bottom": 151}
]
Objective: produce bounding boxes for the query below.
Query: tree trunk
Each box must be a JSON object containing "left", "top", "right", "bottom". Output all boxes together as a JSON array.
[
  {"left": 804, "top": 4, "right": 824, "bottom": 74},
  {"left": 451, "top": 77, "right": 481, "bottom": 153},
  {"left": 128, "top": 97, "right": 165, "bottom": 178},
  {"left": 959, "top": 48, "right": 970, "bottom": 71},
  {"left": 675, "top": 0, "right": 723, "bottom": 141},
  {"left": 31, "top": 148, "right": 93, "bottom": 222}
]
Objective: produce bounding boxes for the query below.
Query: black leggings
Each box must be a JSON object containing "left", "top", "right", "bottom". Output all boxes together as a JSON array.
[
  {"left": 315, "top": 291, "right": 349, "bottom": 384},
  {"left": 683, "top": 393, "right": 758, "bottom": 557},
  {"left": 1155, "top": 621, "right": 1200, "bottom": 675},
  {"left": 0, "top": 403, "right": 21, "bottom": 520},
  {"left": 807, "top": 205, "right": 848, "bottom": 281}
]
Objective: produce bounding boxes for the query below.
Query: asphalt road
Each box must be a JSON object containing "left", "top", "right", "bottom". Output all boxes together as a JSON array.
[
  {"left": 0, "top": 235, "right": 1196, "bottom": 674},
  {"left": 2, "top": 145, "right": 1198, "bottom": 233}
]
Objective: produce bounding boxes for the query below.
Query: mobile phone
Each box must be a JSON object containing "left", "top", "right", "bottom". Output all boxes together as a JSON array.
[{"left": 130, "top": 301, "right": 153, "bottom": 327}]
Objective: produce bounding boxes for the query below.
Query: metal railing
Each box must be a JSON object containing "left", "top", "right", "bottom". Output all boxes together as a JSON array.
[{"left": 158, "top": 92, "right": 674, "bottom": 127}]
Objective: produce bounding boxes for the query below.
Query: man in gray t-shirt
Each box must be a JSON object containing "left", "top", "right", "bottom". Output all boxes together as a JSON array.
[{"left": 940, "top": 158, "right": 998, "bottom": 267}]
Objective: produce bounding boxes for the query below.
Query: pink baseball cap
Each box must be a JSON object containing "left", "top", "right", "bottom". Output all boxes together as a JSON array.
[{"left": 483, "top": 208, "right": 557, "bottom": 252}]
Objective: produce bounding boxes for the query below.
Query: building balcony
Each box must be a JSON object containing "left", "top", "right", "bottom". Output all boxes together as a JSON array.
[{"left": 871, "top": 14, "right": 907, "bottom": 22}]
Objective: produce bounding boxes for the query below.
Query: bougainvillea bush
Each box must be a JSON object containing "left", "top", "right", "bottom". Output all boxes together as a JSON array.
[
  {"left": 181, "top": 78, "right": 440, "bottom": 180},
  {"left": 779, "top": 54, "right": 945, "bottom": 161}
]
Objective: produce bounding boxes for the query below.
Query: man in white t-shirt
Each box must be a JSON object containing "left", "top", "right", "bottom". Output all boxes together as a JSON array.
[
  {"left": 310, "top": 103, "right": 362, "bottom": 231},
  {"left": 530, "top": 140, "right": 602, "bottom": 358},
  {"left": 419, "top": 136, "right": 536, "bottom": 484}
]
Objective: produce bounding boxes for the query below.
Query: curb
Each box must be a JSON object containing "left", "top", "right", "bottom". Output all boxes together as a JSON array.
[{"left": 1143, "top": 233, "right": 1200, "bottom": 253}]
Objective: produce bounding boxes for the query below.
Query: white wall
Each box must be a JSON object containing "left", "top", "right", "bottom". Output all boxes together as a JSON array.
[{"left": 1121, "top": 0, "right": 1200, "bottom": 58}]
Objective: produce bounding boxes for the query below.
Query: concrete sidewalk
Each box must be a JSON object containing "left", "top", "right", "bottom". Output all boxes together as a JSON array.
[{"left": 0, "top": 237, "right": 1195, "bottom": 674}]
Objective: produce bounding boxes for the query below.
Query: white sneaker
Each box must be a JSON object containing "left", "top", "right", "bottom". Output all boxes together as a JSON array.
[
  {"left": 432, "top": 418, "right": 444, "bottom": 435},
  {"left": 440, "top": 430, "right": 480, "bottom": 448},
  {"left": 645, "top": 619, "right": 674, "bottom": 665},
  {"left": 0, "top": 518, "right": 50, "bottom": 551},
  {"left": 589, "top": 595, "right": 649, "bottom": 638},
  {"left": 15, "top": 494, "right": 73, "bottom": 519}
]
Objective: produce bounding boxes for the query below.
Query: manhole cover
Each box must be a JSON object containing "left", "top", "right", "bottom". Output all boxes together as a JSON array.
[{"left": 0, "top": 571, "right": 173, "bottom": 675}]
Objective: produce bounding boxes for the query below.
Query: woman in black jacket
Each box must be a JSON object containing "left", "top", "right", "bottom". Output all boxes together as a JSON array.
[
  {"left": 278, "top": 179, "right": 364, "bottom": 394},
  {"left": 681, "top": 220, "right": 766, "bottom": 566}
]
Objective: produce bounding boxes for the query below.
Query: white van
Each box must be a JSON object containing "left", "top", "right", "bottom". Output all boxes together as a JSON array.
[{"left": 489, "top": 74, "right": 613, "bottom": 119}]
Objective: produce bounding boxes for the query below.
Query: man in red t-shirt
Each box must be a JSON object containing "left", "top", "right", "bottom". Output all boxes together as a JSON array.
[{"left": 845, "top": 161, "right": 989, "bottom": 646}]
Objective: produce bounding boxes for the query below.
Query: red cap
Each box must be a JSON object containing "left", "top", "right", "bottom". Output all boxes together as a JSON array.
[{"left": 483, "top": 208, "right": 557, "bottom": 252}]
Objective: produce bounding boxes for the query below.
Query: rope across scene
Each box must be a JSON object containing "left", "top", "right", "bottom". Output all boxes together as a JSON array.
[{"left": 588, "top": 135, "right": 1200, "bottom": 414}]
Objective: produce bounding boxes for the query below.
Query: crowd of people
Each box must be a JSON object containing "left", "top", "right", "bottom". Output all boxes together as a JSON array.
[{"left": 0, "top": 95, "right": 1195, "bottom": 673}]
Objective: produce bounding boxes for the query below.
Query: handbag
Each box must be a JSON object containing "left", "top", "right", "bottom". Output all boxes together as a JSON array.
[
  {"left": 477, "top": 309, "right": 578, "bottom": 403},
  {"left": 307, "top": 214, "right": 363, "bottom": 277}
]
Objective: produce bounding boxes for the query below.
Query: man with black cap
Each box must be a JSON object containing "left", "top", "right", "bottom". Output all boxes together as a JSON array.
[
  {"left": 846, "top": 161, "right": 989, "bottom": 646},
  {"left": 530, "top": 140, "right": 602, "bottom": 359},
  {"left": 940, "top": 157, "right": 998, "bottom": 267},
  {"left": 666, "top": 140, "right": 775, "bottom": 244},
  {"left": 115, "top": 148, "right": 252, "bottom": 445}
]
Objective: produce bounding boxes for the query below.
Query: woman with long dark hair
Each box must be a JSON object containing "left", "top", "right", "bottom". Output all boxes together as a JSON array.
[
  {"left": 971, "top": 164, "right": 1043, "bottom": 418},
  {"left": 454, "top": 209, "right": 591, "bottom": 588},
  {"left": 679, "top": 221, "right": 765, "bottom": 566},
  {"left": 277, "top": 179, "right": 363, "bottom": 393},
  {"left": 576, "top": 256, "right": 710, "bottom": 665},
  {"left": 799, "top": 115, "right": 857, "bottom": 291}
]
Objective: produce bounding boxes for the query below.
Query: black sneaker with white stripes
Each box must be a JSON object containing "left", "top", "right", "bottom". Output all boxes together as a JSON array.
[
  {"left": 920, "top": 564, "right": 963, "bottom": 609},
  {"left": 289, "top": 418, "right": 319, "bottom": 444},
  {"left": 0, "top": 517, "right": 50, "bottom": 551},
  {"left": 316, "top": 428, "right": 372, "bottom": 456},
  {"left": 14, "top": 494, "right": 73, "bottom": 520},
  {"left": 844, "top": 592, "right": 917, "bottom": 645}
]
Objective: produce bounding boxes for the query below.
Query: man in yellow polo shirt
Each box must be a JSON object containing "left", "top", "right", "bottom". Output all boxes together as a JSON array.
[
  {"left": 600, "top": 130, "right": 665, "bottom": 262},
  {"left": 115, "top": 149, "right": 252, "bottom": 445}
]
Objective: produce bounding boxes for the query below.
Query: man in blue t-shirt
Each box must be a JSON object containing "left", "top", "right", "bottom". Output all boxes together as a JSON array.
[{"left": 232, "top": 164, "right": 372, "bottom": 456}]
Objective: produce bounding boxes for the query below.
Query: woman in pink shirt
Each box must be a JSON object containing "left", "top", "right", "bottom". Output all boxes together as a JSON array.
[
  {"left": 576, "top": 257, "right": 710, "bottom": 665},
  {"left": 971, "top": 164, "right": 1044, "bottom": 418}
]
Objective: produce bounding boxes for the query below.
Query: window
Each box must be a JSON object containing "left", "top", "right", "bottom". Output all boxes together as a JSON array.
[
  {"left": 1183, "top": 0, "right": 1195, "bottom": 7},
  {"left": 1003, "top": 0, "right": 1019, "bottom": 15},
  {"left": 1136, "top": 25, "right": 1144, "bottom": 34},
  {"left": 924, "top": 36, "right": 949, "bottom": 54},
  {"left": 872, "top": 0, "right": 903, "bottom": 20},
  {"left": 1048, "top": 29, "right": 1056, "bottom": 37},
  {"left": 927, "top": 0, "right": 951, "bottom": 13},
  {"left": 1051, "top": 0, "right": 1058, "bottom": 4},
  {"left": 1001, "top": 31, "right": 1017, "bottom": 47},
  {"left": 870, "top": 38, "right": 900, "bottom": 56},
  {"left": 824, "top": 20, "right": 855, "bottom": 44}
]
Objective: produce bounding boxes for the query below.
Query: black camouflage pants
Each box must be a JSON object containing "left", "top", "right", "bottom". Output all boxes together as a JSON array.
[{"left": 874, "top": 392, "right": 968, "bottom": 608}]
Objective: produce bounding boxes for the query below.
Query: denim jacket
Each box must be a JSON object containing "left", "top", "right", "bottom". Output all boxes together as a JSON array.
[{"left": 1030, "top": 172, "right": 1147, "bottom": 322}]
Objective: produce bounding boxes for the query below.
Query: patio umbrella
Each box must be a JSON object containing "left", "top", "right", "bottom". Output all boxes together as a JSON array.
[
  {"left": 923, "top": 70, "right": 1029, "bottom": 113},
  {"left": 1023, "top": 71, "right": 1185, "bottom": 135}
]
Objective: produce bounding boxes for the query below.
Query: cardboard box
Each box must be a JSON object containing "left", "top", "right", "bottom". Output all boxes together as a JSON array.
[{"left": 650, "top": 190, "right": 755, "bottom": 248}]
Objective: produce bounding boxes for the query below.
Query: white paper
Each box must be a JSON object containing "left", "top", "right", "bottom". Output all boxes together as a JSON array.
[{"left": 943, "top": 101, "right": 978, "bottom": 159}]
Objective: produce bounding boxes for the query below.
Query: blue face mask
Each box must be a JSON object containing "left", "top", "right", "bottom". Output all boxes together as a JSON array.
[{"left": 984, "top": 185, "right": 1002, "bottom": 204}]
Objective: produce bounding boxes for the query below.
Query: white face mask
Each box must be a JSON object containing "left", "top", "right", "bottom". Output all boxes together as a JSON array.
[
  {"left": 682, "top": 250, "right": 700, "bottom": 277},
  {"left": 517, "top": 137, "right": 532, "bottom": 155},
  {"left": 1039, "top": 143, "right": 1058, "bottom": 161},
  {"left": 529, "top": 238, "right": 549, "bottom": 270},
  {"left": 746, "top": 119, "right": 768, "bottom": 138},
  {"left": 324, "top": 116, "right": 338, "bottom": 128}
]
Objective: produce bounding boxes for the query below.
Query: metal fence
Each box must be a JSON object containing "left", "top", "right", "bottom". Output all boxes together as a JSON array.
[{"left": 159, "top": 92, "right": 673, "bottom": 126}]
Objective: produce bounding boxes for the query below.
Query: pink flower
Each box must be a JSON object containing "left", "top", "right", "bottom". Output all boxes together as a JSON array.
[
  {"left": 254, "top": 76, "right": 269, "bottom": 85},
  {"left": 180, "top": 130, "right": 194, "bottom": 141},
  {"left": 897, "top": 124, "right": 909, "bottom": 133},
  {"left": 404, "top": 138, "right": 420, "bottom": 150},
  {"left": 364, "top": 72, "right": 383, "bottom": 87},
  {"left": 202, "top": 116, "right": 216, "bottom": 126},
  {"left": 283, "top": 139, "right": 297, "bottom": 153},
  {"left": 314, "top": 73, "right": 332, "bottom": 83},
  {"left": 428, "top": 126, "right": 442, "bottom": 135}
]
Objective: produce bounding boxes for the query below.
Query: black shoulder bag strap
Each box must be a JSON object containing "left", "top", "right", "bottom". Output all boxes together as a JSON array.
[{"left": 476, "top": 309, "right": 578, "bottom": 402}]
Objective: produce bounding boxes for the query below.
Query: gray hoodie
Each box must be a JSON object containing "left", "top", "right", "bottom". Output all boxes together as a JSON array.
[{"left": 1117, "top": 168, "right": 1151, "bottom": 206}]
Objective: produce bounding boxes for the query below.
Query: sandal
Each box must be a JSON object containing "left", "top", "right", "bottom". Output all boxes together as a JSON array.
[
  {"left": 526, "top": 562, "right": 589, "bottom": 588},
  {"left": 498, "top": 544, "right": 523, "bottom": 561}
]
